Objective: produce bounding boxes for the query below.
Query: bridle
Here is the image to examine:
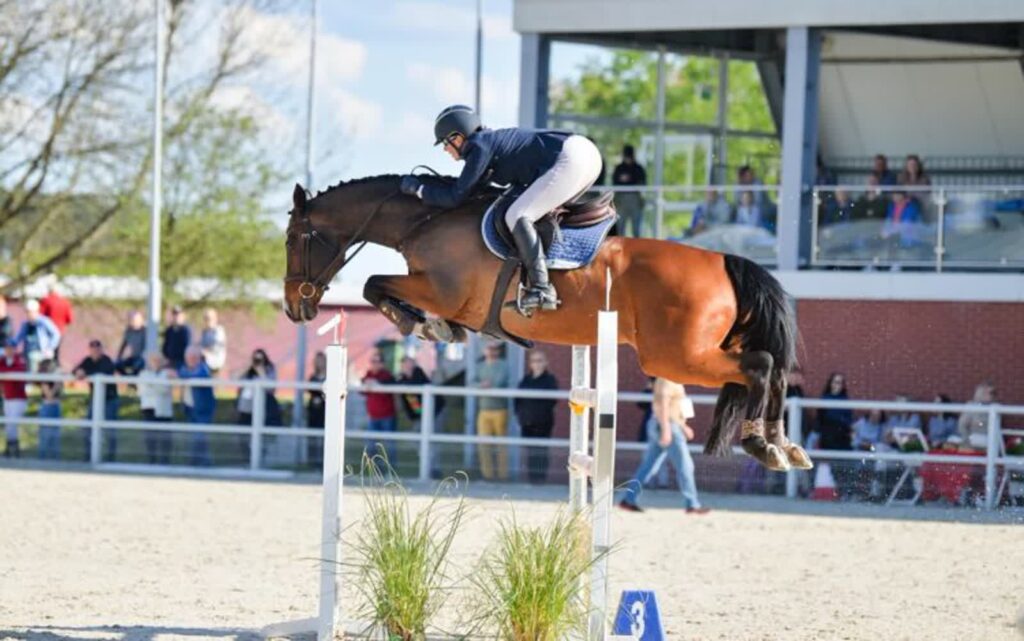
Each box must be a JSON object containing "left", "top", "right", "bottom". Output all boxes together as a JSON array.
[{"left": 285, "top": 190, "right": 400, "bottom": 299}]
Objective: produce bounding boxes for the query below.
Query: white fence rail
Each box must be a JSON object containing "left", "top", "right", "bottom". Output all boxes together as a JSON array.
[{"left": 1, "top": 372, "right": 1021, "bottom": 510}]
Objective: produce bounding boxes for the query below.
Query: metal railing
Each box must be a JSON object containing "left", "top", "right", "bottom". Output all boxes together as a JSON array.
[{"left": 1, "top": 372, "right": 1021, "bottom": 510}]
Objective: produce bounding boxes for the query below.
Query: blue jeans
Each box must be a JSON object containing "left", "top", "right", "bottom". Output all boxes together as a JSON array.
[
  {"left": 620, "top": 417, "right": 701, "bottom": 509},
  {"left": 367, "top": 416, "right": 398, "bottom": 466},
  {"left": 38, "top": 402, "right": 61, "bottom": 460},
  {"left": 185, "top": 406, "right": 213, "bottom": 467},
  {"left": 84, "top": 397, "right": 120, "bottom": 462}
]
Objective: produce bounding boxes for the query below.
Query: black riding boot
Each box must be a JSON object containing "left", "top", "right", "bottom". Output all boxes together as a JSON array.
[{"left": 512, "top": 218, "right": 559, "bottom": 313}]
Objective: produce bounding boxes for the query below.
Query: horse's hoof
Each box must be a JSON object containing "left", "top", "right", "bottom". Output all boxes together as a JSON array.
[
  {"left": 415, "top": 318, "right": 454, "bottom": 343},
  {"left": 785, "top": 444, "right": 814, "bottom": 470},
  {"left": 764, "top": 444, "right": 791, "bottom": 471}
]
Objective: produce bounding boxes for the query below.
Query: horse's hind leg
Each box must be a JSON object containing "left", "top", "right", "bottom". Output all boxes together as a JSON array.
[
  {"left": 765, "top": 373, "right": 813, "bottom": 470},
  {"left": 738, "top": 352, "right": 791, "bottom": 471}
]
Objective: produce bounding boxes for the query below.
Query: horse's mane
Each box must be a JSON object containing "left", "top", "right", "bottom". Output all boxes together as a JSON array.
[{"left": 312, "top": 172, "right": 501, "bottom": 202}]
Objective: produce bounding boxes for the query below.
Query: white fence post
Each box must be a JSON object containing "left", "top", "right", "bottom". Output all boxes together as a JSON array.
[
  {"left": 419, "top": 388, "right": 435, "bottom": 483},
  {"left": 568, "top": 345, "right": 592, "bottom": 515},
  {"left": 984, "top": 406, "right": 1000, "bottom": 510},
  {"left": 250, "top": 381, "right": 265, "bottom": 471},
  {"left": 785, "top": 397, "right": 803, "bottom": 499},
  {"left": 89, "top": 378, "right": 105, "bottom": 466},
  {"left": 318, "top": 341, "right": 347, "bottom": 641}
]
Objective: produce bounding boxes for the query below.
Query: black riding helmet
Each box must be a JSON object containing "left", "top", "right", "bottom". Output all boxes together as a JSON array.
[{"left": 433, "top": 105, "right": 482, "bottom": 146}]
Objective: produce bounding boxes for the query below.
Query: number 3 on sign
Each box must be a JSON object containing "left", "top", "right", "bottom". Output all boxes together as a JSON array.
[{"left": 612, "top": 590, "right": 665, "bottom": 641}]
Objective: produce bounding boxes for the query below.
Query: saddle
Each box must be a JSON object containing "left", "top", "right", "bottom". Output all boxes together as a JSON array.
[{"left": 489, "top": 189, "right": 617, "bottom": 251}]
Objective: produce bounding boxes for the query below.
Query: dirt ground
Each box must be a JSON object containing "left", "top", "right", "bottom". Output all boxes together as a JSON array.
[{"left": 1, "top": 466, "right": 1022, "bottom": 641}]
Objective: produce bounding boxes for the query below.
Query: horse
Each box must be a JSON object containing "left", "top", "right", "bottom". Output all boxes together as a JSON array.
[{"left": 283, "top": 174, "right": 812, "bottom": 471}]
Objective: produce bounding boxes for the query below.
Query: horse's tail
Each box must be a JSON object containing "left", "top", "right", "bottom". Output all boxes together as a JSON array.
[{"left": 704, "top": 254, "right": 798, "bottom": 456}]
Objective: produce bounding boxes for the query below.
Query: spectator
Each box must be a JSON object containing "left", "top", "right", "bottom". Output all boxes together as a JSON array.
[
  {"left": 0, "top": 339, "right": 28, "bottom": 458},
  {"left": 199, "top": 308, "right": 227, "bottom": 376},
  {"left": 396, "top": 356, "right": 445, "bottom": 428},
  {"left": 37, "top": 359, "right": 63, "bottom": 461},
  {"left": 162, "top": 306, "right": 192, "bottom": 369},
  {"left": 514, "top": 349, "right": 559, "bottom": 484},
  {"left": 0, "top": 296, "right": 13, "bottom": 345},
  {"left": 138, "top": 352, "right": 174, "bottom": 464},
  {"left": 821, "top": 188, "right": 854, "bottom": 226},
  {"left": 872, "top": 154, "right": 897, "bottom": 186},
  {"left": 611, "top": 144, "right": 647, "bottom": 237},
  {"left": 234, "top": 348, "right": 281, "bottom": 464},
  {"left": 73, "top": 339, "right": 119, "bottom": 462},
  {"left": 882, "top": 191, "right": 922, "bottom": 247},
  {"left": 176, "top": 345, "right": 215, "bottom": 466},
  {"left": 38, "top": 279, "right": 73, "bottom": 362},
  {"left": 635, "top": 377, "right": 655, "bottom": 442},
  {"left": 815, "top": 154, "right": 836, "bottom": 186},
  {"left": 898, "top": 154, "right": 931, "bottom": 189},
  {"left": 115, "top": 310, "right": 147, "bottom": 376},
  {"left": 886, "top": 395, "right": 922, "bottom": 432},
  {"left": 687, "top": 189, "right": 733, "bottom": 235},
  {"left": 853, "top": 409, "right": 888, "bottom": 451},
  {"left": 473, "top": 342, "right": 509, "bottom": 481},
  {"left": 737, "top": 165, "right": 769, "bottom": 208},
  {"left": 306, "top": 351, "right": 327, "bottom": 467},
  {"left": 957, "top": 382, "right": 995, "bottom": 451},
  {"left": 926, "top": 394, "right": 958, "bottom": 447},
  {"left": 735, "top": 190, "right": 765, "bottom": 229},
  {"left": 14, "top": 299, "right": 61, "bottom": 372},
  {"left": 852, "top": 174, "right": 889, "bottom": 222},
  {"left": 618, "top": 379, "right": 709, "bottom": 514},
  {"left": 361, "top": 349, "right": 398, "bottom": 465},
  {"left": 814, "top": 372, "right": 854, "bottom": 497}
]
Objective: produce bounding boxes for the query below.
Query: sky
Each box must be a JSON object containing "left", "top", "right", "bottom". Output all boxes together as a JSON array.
[{"left": 240, "top": 0, "right": 604, "bottom": 287}]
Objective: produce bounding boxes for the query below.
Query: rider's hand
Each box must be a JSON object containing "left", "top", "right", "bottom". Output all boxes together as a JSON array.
[{"left": 400, "top": 175, "right": 422, "bottom": 198}]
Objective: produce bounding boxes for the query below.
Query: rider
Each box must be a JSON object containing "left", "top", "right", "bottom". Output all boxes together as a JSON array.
[{"left": 399, "top": 105, "right": 603, "bottom": 313}]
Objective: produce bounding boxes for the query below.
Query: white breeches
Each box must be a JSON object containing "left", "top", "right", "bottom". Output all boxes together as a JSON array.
[{"left": 504, "top": 134, "right": 603, "bottom": 229}]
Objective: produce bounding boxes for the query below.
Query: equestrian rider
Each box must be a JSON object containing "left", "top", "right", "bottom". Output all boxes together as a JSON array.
[{"left": 399, "top": 105, "right": 603, "bottom": 314}]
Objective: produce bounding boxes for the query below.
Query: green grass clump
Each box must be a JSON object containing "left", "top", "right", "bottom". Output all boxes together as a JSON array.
[
  {"left": 467, "top": 510, "right": 597, "bottom": 641},
  {"left": 347, "top": 452, "right": 467, "bottom": 641}
]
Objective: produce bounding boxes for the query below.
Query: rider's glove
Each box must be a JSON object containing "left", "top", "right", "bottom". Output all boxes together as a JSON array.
[{"left": 400, "top": 175, "right": 423, "bottom": 199}]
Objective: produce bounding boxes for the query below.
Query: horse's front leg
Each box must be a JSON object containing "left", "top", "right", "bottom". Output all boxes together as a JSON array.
[{"left": 363, "top": 274, "right": 467, "bottom": 343}]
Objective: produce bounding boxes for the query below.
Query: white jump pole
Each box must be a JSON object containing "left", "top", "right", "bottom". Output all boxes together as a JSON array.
[
  {"left": 263, "top": 313, "right": 347, "bottom": 641},
  {"left": 567, "top": 270, "right": 622, "bottom": 641}
]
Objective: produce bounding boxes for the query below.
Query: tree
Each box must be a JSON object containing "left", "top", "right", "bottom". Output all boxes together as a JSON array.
[{"left": 0, "top": 0, "right": 292, "bottom": 300}]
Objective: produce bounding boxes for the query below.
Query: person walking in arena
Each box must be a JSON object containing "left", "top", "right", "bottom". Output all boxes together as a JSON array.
[
  {"left": 398, "top": 105, "right": 603, "bottom": 314},
  {"left": 618, "top": 378, "right": 710, "bottom": 514}
]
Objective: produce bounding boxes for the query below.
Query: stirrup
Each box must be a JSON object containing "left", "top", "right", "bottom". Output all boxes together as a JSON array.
[{"left": 512, "top": 283, "right": 559, "bottom": 317}]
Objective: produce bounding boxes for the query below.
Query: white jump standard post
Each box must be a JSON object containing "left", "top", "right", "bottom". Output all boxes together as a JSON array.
[
  {"left": 568, "top": 270, "right": 623, "bottom": 641},
  {"left": 263, "top": 313, "right": 347, "bottom": 641}
]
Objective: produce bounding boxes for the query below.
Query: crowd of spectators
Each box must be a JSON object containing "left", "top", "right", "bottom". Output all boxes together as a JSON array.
[{"left": 799, "top": 372, "right": 1007, "bottom": 505}]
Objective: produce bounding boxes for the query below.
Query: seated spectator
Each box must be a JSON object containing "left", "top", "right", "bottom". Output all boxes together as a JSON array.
[
  {"left": 73, "top": 339, "right": 119, "bottom": 462},
  {"left": 898, "top": 154, "right": 931, "bottom": 189},
  {"left": 688, "top": 189, "right": 733, "bottom": 235},
  {"left": 882, "top": 191, "right": 923, "bottom": 247},
  {"left": 515, "top": 349, "right": 559, "bottom": 484},
  {"left": 821, "top": 188, "right": 854, "bottom": 226},
  {"left": 115, "top": 310, "right": 147, "bottom": 376},
  {"left": 1, "top": 339, "right": 28, "bottom": 458},
  {"left": 852, "top": 174, "right": 889, "bottom": 222},
  {"left": 853, "top": 409, "right": 888, "bottom": 451},
  {"left": 15, "top": 299, "right": 61, "bottom": 372},
  {"left": 886, "top": 395, "right": 922, "bottom": 433},
  {"left": 926, "top": 394, "right": 958, "bottom": 448},
  {"left": 176, "top": 346, "right": 215, "bottom": 466},
  {"left": 872, "top": 153, "right": 898, "bottom": 186},
  {"left": 138, "top": 352, "right": 174, "bottom": 464},
  {"left": 957, "top": 382, "right": 995, "bottom": 451},
  {"left": 37, "top": 359, "right": 63, "bottom": 461},
  {"left": 737, "top": 165, "right": 769, "bottom": 208},
  {"left": 735, "top": 190, "right": 765, "bottom": 229}
]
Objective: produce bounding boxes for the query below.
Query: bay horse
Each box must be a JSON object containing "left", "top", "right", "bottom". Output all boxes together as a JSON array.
[{"left": 283, "top": 175, "right": 812, "bottom": 471}]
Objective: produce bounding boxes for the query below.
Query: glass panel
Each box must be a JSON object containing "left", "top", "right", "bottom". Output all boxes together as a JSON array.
[
  {"left": 663, "top": 53, "right": 719, "bottom": 127},
  {"left": 675, "top": 184, "right": 780, "bottom": 266},
  {"left": 726, "top": 59, "right": 775, "bottom": 134},
  {"left": 549, "top": 44, "right": 658, "bottom": 122},
  {"left": 942, "top": 189, "right": 1024, "bottom": 268},
  {"left": 813, "top": 186, "right": 939, "bottom": 269}
]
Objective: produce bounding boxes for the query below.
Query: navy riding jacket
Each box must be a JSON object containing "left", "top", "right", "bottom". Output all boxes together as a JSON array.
[{"left": 420, "top": 127, "right": 570, "bottom": 209}]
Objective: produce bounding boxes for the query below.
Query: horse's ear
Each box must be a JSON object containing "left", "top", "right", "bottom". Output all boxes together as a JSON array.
[{"left": 292, "top": 183, "right": 307, "bottom": 211}]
